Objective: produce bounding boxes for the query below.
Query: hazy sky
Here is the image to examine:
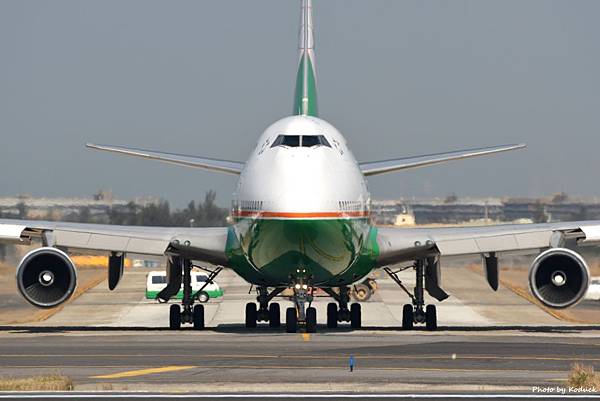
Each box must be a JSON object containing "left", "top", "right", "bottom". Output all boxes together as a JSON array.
[{"left": 1, "top": 1, "right": 599, "bottom": 207}]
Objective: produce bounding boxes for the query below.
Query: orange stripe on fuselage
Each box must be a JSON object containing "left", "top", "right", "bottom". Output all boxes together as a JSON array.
[{"left": 232, "top": 211, "right": 370, "bottom": 219}]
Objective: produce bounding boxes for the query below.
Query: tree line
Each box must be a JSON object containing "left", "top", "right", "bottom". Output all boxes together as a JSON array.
[
  {"left": 106, "top": 191, "right": 228, "bottom": 227},
  {"left": 0, "top": 191, "right": 229, "bottom": 227}
]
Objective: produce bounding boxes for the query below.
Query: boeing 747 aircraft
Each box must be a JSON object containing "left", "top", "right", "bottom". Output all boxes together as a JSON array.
[{"left": 0, "top": 0, "right": 595, "bottom": 333}]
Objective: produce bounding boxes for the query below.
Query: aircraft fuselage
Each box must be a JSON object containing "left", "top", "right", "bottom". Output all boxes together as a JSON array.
[{"left": 227, "top": 115, "right": 379, "bottom": 287}]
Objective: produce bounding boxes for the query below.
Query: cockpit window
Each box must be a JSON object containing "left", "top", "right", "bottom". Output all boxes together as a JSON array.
[
  {"left": 301, "top": 135, "right": 320, "bottom": 147},
  {"left": 271, "top": 135, "right": 331, "bottom": 148},
  {"left": 304, "top": 135, "right": 331, "bottom": 147},
  {"left": 271, "top": 135, "right": 300, "bottom": 147},
  {"left": 282, "top": 135, "right": 300, "bottom": 147}
]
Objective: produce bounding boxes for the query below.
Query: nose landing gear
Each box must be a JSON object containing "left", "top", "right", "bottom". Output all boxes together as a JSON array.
[{"left": 285, "top": 286, "right": 317, "bottom": 333}]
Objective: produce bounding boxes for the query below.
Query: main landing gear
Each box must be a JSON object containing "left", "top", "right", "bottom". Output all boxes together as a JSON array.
[
  {"left": 323, "top": 287, "right": 361, "bottom": 329},
  {"left": 384, "top": 257, "right": 444, "bottom": 331},
  {"left": 168, "top": 258, "right": 222, "bottom": 330},
  {"left": 245, "top": 286, "right": 285, "bottom": 329}
]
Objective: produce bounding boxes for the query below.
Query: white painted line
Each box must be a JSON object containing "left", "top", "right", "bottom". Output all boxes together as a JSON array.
[{"left": 0, "top": 394, "right": 598, "bottom": 399}]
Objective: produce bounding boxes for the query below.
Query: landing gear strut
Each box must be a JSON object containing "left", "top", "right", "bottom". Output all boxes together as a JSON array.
[
  {"left": 285, "top": 286, "right": 317, "bottom": 333},
  {"left": 323, "top": 287, "right": 361, "bottom": 329},
  {"left": 384, "top": 258, "right": 438, "bottom": 331},
  {"left": 168, "top": 258, "right": 222, "bottom": 330},
  {"left": 245, "top": 286, "right": 285, "bottom": 328}
]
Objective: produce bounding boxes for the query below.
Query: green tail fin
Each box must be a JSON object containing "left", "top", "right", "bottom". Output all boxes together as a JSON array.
[{"left": 293, "top": 0, "right": 318, "bottom": 117}]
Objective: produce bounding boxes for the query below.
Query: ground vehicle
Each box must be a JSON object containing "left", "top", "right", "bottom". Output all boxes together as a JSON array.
[
  {"left": 351, "top": 278, "right": 378, "bottom": 302},
  {"left": 146, "top": 271, "right": 223, "bottom": 302}
]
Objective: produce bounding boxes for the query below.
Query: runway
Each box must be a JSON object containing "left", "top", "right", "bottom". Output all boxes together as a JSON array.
[{"left": 0, "top": 326, "right": 599, "bottom": 393}]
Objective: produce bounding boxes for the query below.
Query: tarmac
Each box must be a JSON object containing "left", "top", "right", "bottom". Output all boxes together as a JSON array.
[
  {"left": 0, "top": 262, "right": 598, "bottom": 396},
  {"left": 32, "top": 260, "right": 570, "bottom": 328}
]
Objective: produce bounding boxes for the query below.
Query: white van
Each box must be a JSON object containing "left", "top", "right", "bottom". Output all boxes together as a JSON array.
[{"left": 145, "top": 270, "right": 224, "bottom": 302}]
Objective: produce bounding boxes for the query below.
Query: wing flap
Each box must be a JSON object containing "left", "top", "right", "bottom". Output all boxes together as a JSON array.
[
  {"left": 434, "top": 231, "right": 552, "bottom": 256},
  {"left": 126, "top": 237, "right": 171, "bottom": 255},
  {"left": 360, "top": 144, "right": 526, "bottom": 176},
  {"left": 86, "top": 143, "right": 244, "bottom": 175}
]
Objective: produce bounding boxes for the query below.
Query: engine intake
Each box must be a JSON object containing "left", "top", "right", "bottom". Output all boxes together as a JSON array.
[
  {"left": 16, "top": 247, "right": 77, "bottom": 308},
  {"left": 529, "top": 248, "right": 589, "bottom": 309}
]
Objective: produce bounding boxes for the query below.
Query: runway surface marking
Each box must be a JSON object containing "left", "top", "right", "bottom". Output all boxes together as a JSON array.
[
  {"left": 3, "top": 354, "right": 599, "bottom": 362},
  {"left": 17, "top": 364, "right": 563, "bottom": 375},
  {"left": 0, "top": 365, "right": 568, "bottom": 380},
  {"left": 91, "top": 365, "right": 196, "bottom": 379},
  {"left": 0, "top": 394, "right": 598, "bottom": 399},
  {"left": 302, "top": 333, "right": 311, "bottom": 341}
]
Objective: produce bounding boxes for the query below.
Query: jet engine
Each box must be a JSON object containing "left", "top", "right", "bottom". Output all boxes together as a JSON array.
[
  {"left": 16, "top": 247, "right": 77, "bottom": 308},
  {"left": 529, "top": 248, "right": 589, "bottom": 309}
]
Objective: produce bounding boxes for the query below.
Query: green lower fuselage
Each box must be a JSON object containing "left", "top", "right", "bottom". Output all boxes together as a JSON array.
[{"left": 226, "top": 217, "right": 379, "bottom": 287}]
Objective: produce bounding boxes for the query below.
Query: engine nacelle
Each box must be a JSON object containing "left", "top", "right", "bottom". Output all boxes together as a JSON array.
[
  {"left": 16, "top": 247, "right": 77, "bottom": 308},
  {"left": 529, "top": 248, "right": 590, "bottom": 309}
]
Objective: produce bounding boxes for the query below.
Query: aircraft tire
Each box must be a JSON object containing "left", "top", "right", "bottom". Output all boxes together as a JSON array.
[
  {"left": 197, "top": 291, "right": 209, "bottom": 303},
  {"left": 306, "top": 307, "right": 317, "bottom": 333},
  {"left": 352, "top": 284, "right": 372, "bottom": 302},
  {"left": 326, "top": 302, "right": 338, "bottom": 328},
  {"left": 269, "top": 303, "right": 281, "bottom": 328},
  {"left": 193, "top": 304, "right": 205, "bottom": 329},
  {"left": 402, "top": 304, "right": 414, "bottom": 330},
  {"left": 350, "top": 303, "right": 361, "bottom": 329},
  {"left": 286, "top": 307, "right": 297, "bottom": 333},
  {"left": 245, "top": 302, "right": 257, "bottom": 328},
  {"left": 169, "top": 304, "right": 181, "bottom": 330},
  {"left": 425, "top": 304, "right": 437, "bottom": 331}
]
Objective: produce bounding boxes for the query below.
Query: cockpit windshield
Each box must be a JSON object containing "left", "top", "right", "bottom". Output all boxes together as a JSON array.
[
  {"left": 271, "top": 135, "right": 300, "bottom": 147},
  {"left": 270, "top": 135, "right": 331, "bottom": 148}
]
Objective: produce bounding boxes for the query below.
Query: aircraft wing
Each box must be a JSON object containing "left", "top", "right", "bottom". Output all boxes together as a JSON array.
[
  {"left": 0, "top": 219, "right": 229, "bottom": 266},
  {"left": 375, "top": 221, "right": 600, "bottom": 266},
  {"left": 86, "top": 143, "right": 244, "bottom": 175},
  {"left": 359, "top": 144, "right": 526, "bottom": 176}
]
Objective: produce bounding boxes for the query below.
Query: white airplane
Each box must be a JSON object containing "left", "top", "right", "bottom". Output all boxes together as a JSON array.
[{"left": 1, "top": 0, "right": 595, "bottom": 333}]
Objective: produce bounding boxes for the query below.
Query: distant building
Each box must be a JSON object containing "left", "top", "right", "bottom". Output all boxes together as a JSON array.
[
  {"left": 372, "top": 193, "right": 600, "bottom": 226},
  {"left": 0, "top": 191, "right": 159, "bottom": 222},
  {"left": 393, "top": 210, "right": 416, "bottom": 226},
  {"left": 372, "top": 197, "right": 503, "bottom": 226}
]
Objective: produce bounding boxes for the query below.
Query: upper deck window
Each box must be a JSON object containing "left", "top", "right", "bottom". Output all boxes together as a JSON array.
[{"left": 271, "top": 135, "right": 331, "bottom": 148}]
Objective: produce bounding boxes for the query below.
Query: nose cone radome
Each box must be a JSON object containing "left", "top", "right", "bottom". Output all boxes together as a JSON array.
[{"left": 267, "top": 149, "right": 342, "bottom": 212}]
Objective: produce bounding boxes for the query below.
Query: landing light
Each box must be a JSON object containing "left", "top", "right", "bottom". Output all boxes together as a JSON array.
[
  {"left": 295, "top": 284, "right": 301, "bottom": 290},
  {"left": 302, "top": 284, "right": 308, "bottom": 290}
]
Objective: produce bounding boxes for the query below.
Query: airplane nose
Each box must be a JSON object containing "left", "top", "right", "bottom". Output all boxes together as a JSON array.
[{"left": 267, "top": 151, "right": 334, "bottom": 209}]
